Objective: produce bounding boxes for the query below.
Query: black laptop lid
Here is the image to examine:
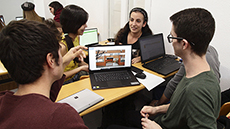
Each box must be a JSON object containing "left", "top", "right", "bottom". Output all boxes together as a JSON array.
[
  {"left": 139, "top": 33, "right": 165, "bottom": 63},
  {"left": 79, "top": 28, "right": 99, "bottom": 47},
  {"left": 88, "top": 45, "right": 132, "bottom": 72}
]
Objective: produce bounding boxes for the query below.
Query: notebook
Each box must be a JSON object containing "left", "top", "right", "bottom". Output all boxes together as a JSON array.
[
  {"left": 79, "top": 28, "right": 99, "bottom": 47},
  {"left": 88, "top": 45, "right": 140, "bottom": 90},
  {"left": 139, "top": 33, "right": 181, "bottom": 76},
  {"left": 57, "top": 89, "right": 104, "bottom": 113}
]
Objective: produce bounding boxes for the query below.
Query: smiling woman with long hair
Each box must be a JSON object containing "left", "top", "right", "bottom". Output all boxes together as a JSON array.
[{"left": 115, "top": 7, "right": 153, "bottom": 64}]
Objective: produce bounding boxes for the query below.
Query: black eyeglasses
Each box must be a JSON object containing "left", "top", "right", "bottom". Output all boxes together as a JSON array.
[{"left": 167, "top": 34, "right": 195, "bottom": 46}]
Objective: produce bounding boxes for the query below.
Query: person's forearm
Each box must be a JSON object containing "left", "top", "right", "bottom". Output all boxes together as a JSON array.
[
  {"left": 78, "top": 61, "right": 87, "bottom": 66},
  {"left": 157, "top": 94, "right": 170, "bottom": 106},
  {"left": 62, "top": 58, "right": 71, "bottom": 68},
  {"left": 64, "top": 67, "right": 82, "bottom": 78},
  {"left": 156, "top": 104, "right": 170, "bottom": 114}
]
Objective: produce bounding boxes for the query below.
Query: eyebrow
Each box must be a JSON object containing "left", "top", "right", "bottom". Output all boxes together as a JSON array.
[{"left": 129, "top": 17, "right": 142, "bottom": 21}]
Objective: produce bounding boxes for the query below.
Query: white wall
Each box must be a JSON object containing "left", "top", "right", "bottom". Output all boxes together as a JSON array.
[
  {"left": 39, "top": 0, "right": 109, "bottom": 41},
  {"left": 64, "top": 0, "right": 109, "bottom": 41},
  {"left": 147, "top": 0, "right": 230, "bottom": 91},
  {"left": 1, "top": 0, "right": 230, "bottom": 91},
  {"left": 0, "top": 0, "right": 29, "bottom": 24}
]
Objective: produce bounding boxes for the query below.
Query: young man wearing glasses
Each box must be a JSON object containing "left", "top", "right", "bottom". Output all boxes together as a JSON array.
[{"left": 140, "top": 8, "right": 221, "bottom": 129}]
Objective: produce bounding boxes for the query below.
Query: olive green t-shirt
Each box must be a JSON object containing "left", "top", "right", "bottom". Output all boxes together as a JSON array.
[{"left": 155, "top": 70, "right": 221, "bottom": 129}]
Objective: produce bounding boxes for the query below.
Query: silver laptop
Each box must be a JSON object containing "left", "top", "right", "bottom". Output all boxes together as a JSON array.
[
  {"left": 57, "top": 89, "right": 104, "bottom": 113},
  {"left": 88, "top": 45, "right": 140, "bottom": 90},
  {"left": 79, "top": 28, "right": 99, "bottom": 47}
]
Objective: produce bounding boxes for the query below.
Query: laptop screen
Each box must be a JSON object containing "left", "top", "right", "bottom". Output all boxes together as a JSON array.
[
  {"left": 79, "top": 28, "right": 98, "bottom": 46},
  {"left": 140, "top": 33, "right": 165, "bottom": 63},
  {"left": 89, "top": 45, "right": 132, "bottom": 71},
  {"left": 0, "top": 15, "right": 5, "bottom": 24},
  {"left": 15, "top": 16, "right": 23, "bottom": 21}
]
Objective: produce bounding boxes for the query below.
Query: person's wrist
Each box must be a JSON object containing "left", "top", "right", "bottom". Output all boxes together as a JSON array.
[{"left": 154, "top": 105, "right": 162, "bottom": 114}]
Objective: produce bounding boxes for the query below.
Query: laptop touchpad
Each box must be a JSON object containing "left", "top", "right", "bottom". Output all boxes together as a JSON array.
[{"left": 107, "top": 81, "right": 122, "bottom": 87}]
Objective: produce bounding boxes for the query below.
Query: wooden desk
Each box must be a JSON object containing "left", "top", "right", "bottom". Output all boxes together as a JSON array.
[
  {"left": 56, "top": 63, "right": 176, "bottom": 116},
  {"left": 0, "top": 61, "right": 8, "bottom": 76},
  {"left": 56, "top": 78, "right": 145, "bottom": 116}
]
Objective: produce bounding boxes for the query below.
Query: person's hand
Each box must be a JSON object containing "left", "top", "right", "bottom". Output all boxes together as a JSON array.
[
  {"left": 140, "top": 106, "right": 157, "bottom": 118},
  {"left": 141, "top": 117, "right": 162, "bottom": 129},
  {"left": 132, "top": 56, "right": 141, "bottom": 64},
  {"left": 79, "top": 64, "right": 89, "bottom": 72},
  {"left": 63, "top": 46, "right": 88, "bottom": 66}
]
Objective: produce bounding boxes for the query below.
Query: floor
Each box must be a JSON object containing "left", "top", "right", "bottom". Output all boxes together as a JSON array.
[{"left": 83, "top": 108, "right": 102, "bottom": 129}]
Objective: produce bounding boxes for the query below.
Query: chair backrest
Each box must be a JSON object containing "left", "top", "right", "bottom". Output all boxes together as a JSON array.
[{"left": 218, "top": 102, "right": 230, "bottom": 119}]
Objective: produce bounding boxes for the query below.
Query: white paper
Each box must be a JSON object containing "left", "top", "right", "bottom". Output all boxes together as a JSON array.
[{"left": 133, "top": 71, "right": 165, "bottom": 91}]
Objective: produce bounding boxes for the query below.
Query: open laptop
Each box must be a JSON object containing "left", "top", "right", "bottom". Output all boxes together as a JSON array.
[
  {"left": 139, "top": 33, "right": 181, "bottom": 76},
  {"left": 0, "top": 15, "right": 5, "bottom": 25},
  {"left": 57, "top": 89, "right": 104, "bottom": 113},
  {"left": 15, "top": 16, "right": 23, "bottom": 21},
  {"left": 88, "top": 45, "right": 140, "bottom": 90},
  {"left": 79, "top": 28, "right": 99, "bottom": 47}
]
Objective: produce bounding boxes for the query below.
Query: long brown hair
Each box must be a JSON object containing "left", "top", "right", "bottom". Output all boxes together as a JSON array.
[
  {"left": 23, "top": 10, "right": 44, "bottom": 23},
  {"left": 115, "top": 7, "right": 152, "bottom": 44}
]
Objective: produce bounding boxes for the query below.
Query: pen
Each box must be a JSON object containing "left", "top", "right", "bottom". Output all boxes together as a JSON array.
[{"left": 145, "top": 113, "right": 147, "bottom": 118}]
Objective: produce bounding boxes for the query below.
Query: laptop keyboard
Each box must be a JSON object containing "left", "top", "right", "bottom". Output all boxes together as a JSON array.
[
  {"left": 143, "top": 57, "right": 179, "bottom": 70},
  {"left": 94, "top": 71, "right": 131, "bottom": 82}
]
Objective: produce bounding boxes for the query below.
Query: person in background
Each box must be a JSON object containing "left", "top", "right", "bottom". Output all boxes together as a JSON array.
[
  {"left": 44, "top": 18, "right": 63, "bottom": 39},
  {"left": 150, "top": 45, "right": 221, "bottom": 106},
  {"left": 49, "top": 1, "right": 63, "bottom": 23},
  {"left": 141, "top": 8, "right": 220, "bottom": 129},
  {"left": 60, "top": 5, "right": 89, "bottom": 84},
  {"left": 115, "top": 7, "right": 153, "bottom": 64},
  {"left": 21, "top": 2, "right": 45, "bottom": 23},
  {"left": 0, "top": 20, "right": 88, "bottom": 128},
  {"left": 0, "top": 19, "right": 5, "bottom": 31}
]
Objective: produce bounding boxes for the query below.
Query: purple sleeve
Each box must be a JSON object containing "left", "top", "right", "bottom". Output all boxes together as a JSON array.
[{"left": 50, "top": 74, "right": 66, "bottom": 102}]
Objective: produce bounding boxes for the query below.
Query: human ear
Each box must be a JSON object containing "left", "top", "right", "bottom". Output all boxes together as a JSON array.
[
  {"left": 182, "top": 39, "right": 189, "bottom": 50},
  {"left": 46, "top": 53, "right": 55, "bottom": 68},
  {"left": 142, "top": 21, "right": 147, "bottom": 28}
]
